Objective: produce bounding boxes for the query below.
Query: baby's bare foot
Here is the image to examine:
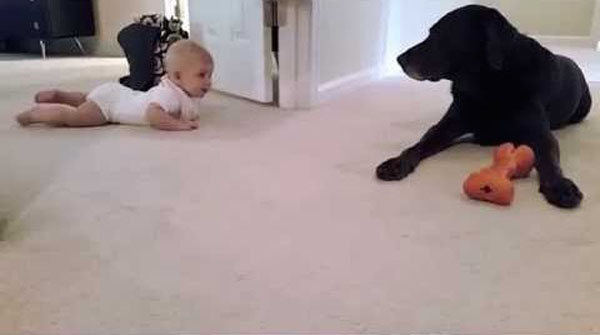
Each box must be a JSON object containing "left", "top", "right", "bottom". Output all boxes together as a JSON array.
[
  {"left": 16, "top": 109, "right": 34, "bottom": 126},
  {"left": 34, "top": 90, "right": 59, "bottom": 103}
]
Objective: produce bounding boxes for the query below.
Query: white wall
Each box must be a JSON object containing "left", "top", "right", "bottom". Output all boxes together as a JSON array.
[
  {"left": 316, "top": 0, "right": 387, "bottom": 87},
  {"left": 591, "top": 0, "right": 600, "bottom": 45},
  {"left": 383, "top": 0, "right": 476, "bottom": 75},
  {"left": 383, "top": 0, "right": 600, "bottom": 75},
  {"left": 90, "top": 0, "right": 165, "bottom": 56},
  {"left": 480, "top": 0, "right": 596, "bottom": 37}
]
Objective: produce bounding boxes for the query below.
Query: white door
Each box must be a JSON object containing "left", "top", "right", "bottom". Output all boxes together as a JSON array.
[{"left": 188, "top": 0, "right": 273, "bottom": 103}]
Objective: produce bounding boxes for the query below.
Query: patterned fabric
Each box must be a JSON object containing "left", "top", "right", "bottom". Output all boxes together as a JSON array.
[{"left": 133, "top": 14, "right": 190, "bottom": 86}]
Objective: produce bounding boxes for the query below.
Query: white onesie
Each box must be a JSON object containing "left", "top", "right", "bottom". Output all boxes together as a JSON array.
[{"left": 87, "top": 77, "right": 202, "bottom": 126}]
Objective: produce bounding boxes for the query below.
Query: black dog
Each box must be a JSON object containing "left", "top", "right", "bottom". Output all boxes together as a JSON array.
[{"left": 376, "top": 5, "right": 592, "bottom": 208}]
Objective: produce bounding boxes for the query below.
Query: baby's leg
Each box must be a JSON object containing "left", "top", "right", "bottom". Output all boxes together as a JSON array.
[
  {"left": 34, "top": 89, "right": 87, "bottom": 107},
  {"left": 17, "top": 101, "right": 108, "bottom": 127}
]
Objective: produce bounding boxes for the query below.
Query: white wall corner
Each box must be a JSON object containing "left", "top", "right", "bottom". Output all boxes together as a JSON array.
[
  {"left": 280, "top": 0, "right": 389, "bottom": 109},
  {"left": 278, "top": 0, "right": 319, "bottom": 109},
  {"left": 314, "top": 0, "right": 388, "bottom": 105},
  {"left": 378, "top": 0, "right": 392, "bottom": 77},
  {"left": 592, "top": 0, "right": 600, "bottom": 50},
  {"left": 277, "top": 0, "right": 298, "bottom": 109},
  {"left": 317, "top": 67, "right": 380, "bottom": 105}
]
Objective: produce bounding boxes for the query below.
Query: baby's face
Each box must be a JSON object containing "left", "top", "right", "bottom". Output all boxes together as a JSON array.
[{"left": 178, "top": 59, "right": 213, "bottom": 98}]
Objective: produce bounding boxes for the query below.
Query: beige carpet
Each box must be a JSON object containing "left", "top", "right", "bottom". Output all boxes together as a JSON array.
[{"left": 1, "top": 52, "right": 600, "bottom": 333}]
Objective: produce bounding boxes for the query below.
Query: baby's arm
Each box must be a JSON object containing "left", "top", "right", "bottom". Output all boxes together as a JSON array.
[{"left": 146, "top": 103, "right": 198, "bottom": 131}]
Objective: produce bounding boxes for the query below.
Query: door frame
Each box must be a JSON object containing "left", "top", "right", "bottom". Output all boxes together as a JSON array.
[
  {"left": 278, "top": 0, "right": 319, "bottom": 109},
  {"left": 278, "top": 0, "right": 389, "bottom": 109}
]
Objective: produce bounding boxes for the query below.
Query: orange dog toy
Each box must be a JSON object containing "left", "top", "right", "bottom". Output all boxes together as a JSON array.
[{"left": 463, "top": 143, "right": 535, "bottom": 206}]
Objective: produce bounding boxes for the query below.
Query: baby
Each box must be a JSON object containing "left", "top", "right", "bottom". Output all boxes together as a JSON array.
[{"left": 16, "top": 40, "right": 213, "bottom": 131}]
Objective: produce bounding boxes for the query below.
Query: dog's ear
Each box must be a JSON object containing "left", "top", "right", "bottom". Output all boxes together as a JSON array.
[{"left": 485, "top": 9, "right": 517, "bottom": 71}]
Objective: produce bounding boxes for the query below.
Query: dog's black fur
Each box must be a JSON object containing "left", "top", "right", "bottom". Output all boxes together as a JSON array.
[{"left": 376, "top": 5, "right": 592, "bottom": 208}]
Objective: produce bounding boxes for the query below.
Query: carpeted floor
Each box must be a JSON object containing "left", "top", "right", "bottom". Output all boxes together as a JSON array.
[{"left": 1, "top": 49, "right": 600, "bottom": 333}]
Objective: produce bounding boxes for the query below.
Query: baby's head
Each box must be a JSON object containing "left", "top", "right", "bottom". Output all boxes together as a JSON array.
[{"left": 165, "top": 40, "right": 214, "bottom": 98}]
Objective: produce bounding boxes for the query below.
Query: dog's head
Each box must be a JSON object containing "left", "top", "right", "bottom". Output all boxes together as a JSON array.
[{"left": 398, "top": 5, "right": 518, "bottom": 81}]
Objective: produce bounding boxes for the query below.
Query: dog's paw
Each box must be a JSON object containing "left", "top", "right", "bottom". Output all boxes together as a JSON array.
[
  {"left": 376, "top": 152, "right": 419, "bottom": 181},
  {"left": 539, "top": 177, "right": 583, "bottom": 209}
]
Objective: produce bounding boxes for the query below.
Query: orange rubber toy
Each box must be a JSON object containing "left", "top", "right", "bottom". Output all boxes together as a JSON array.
[{"left": 463, "top": 143, "right": 536, "bottom": 206}]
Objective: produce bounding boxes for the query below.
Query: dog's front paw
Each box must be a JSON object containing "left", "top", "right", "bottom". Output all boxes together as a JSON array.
[
  {"left": 376, "top": 152, "right": 419, "bottom": 181},
  {"left": 539, "top": 177, "right": 583, "bottom": 209}
]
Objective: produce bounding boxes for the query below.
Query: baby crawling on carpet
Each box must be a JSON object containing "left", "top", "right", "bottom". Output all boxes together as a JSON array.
[{"left": 16, "top": 40, "right": 213, "bottom": 131}]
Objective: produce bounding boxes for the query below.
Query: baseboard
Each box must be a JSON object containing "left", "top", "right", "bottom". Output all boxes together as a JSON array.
[
  {"left": 533, "top": 35, "right": 596, "bottom": 48},
  {"left": 317, "top": 67, "right": 380, "bottom": 104}
]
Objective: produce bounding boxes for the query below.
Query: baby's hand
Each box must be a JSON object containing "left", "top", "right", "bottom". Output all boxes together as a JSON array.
[
  {"left": 186, "top": 119, "right": 199, "bottom": 130},
  {"left": 173, "top": 119, "right": 198, "bottom": 131}
]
